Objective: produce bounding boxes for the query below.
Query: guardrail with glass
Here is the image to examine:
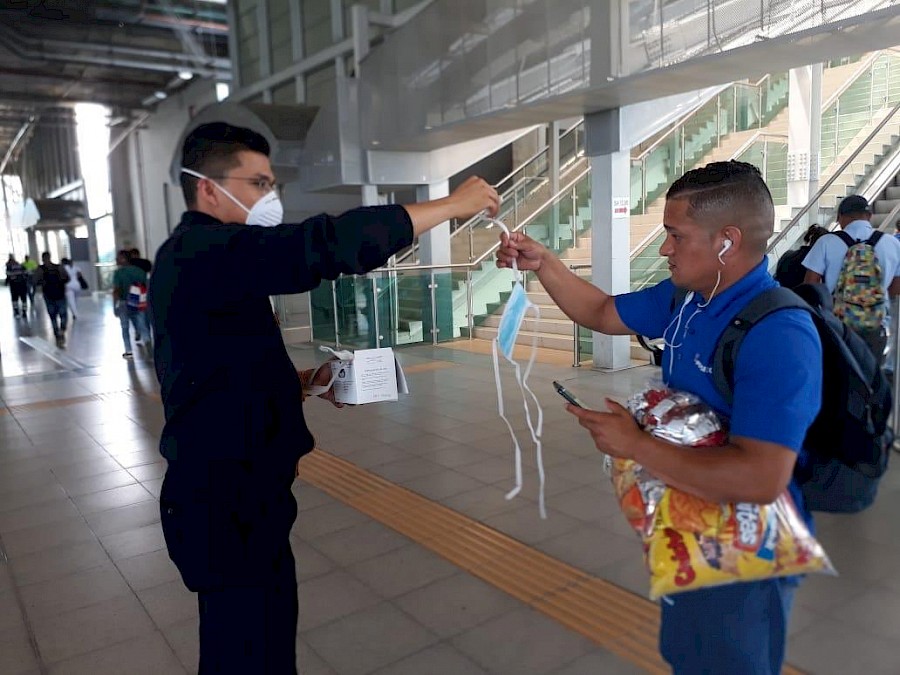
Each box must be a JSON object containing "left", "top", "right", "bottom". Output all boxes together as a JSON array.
[
  {"left": 767, "top": 100, "right": 900, "bottom": 265},
  {"left": 397, "top": 121, "right": 585, "bottom": 265},
  {"left": 820, "top": 51, "right": 900, "bottom": 173},
  {"left": 630, "top": 73, "right": 788, "bottom": 215},
  {"left": 630, "top": 131, "right": 789, "bottom": 292},
  {"left": 310, "top": 167, "right": 591, "bottom": 349}
]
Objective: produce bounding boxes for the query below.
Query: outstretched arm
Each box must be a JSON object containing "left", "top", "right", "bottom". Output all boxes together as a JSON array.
[
  {"left": 404, "top": 176, "right": 500, "bottom": 237},
  {"left": 497, "top": 232, "right": 632, "bottom": 335}
]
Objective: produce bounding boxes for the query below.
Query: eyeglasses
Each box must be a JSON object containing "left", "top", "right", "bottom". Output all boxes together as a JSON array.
[{"left": 205, "top": 175, "right": 278, "bottom": 192}]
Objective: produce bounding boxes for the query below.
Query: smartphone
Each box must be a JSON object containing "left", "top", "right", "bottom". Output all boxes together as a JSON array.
[{"left": 553, "top": 380, "right": 586, "bottom": 408}]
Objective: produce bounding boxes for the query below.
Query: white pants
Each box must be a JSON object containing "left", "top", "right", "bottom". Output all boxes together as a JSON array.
[{"left": 65, "top": 287, "right": 78, "bottom": 318}]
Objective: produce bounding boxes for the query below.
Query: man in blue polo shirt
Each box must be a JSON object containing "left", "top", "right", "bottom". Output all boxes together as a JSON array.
[{"left": 496, "top": 161, "right": 822, "bottom": 674}]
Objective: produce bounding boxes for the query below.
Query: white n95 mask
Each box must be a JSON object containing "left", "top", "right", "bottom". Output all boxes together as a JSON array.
[
  {"left": 486, "top": 217, "right": 547, "bottom": 519},
  {"left": 181, "top": 167, "right": 284, "bottom": 227}
]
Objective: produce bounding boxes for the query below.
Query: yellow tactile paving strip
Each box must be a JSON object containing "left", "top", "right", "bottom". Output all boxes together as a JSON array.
[
  {"left": 0, "top": 389, "right": 143, "bottom": 416},
  {"left": 299, "top": 450, "right": 806, "bottom": 675},
  {"left": 0, "top": 387, "right": 804, "bottom": 673},
  {"left": 399, "top": 361, "right": 457, "bottom": 374}
]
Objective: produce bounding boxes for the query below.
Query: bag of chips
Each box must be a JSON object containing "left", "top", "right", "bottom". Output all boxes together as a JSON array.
[{"left": 607, "top": 383, "right": 835, "bottom": 599}]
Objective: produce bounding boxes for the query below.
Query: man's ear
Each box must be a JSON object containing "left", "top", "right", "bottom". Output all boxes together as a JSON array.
[{"left": 721, "top": 226, "right": 742, "bottom": 250}]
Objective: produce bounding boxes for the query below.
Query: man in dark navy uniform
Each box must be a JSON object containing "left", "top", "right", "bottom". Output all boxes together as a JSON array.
[{"left": 150, "top": 122, "right": 498, "bottom": 673}]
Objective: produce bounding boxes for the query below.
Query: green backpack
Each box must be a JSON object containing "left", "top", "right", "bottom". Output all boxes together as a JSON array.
[{"left": 832, "top": 230, "right": 885, "bottom": 332}]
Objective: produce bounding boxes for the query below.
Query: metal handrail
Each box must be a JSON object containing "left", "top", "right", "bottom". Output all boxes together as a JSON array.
[
  {"left": 633, "top": 75, "right": 776, "bottom": 162},
  {"left": 767, "top": 99, "right": 900, "bottom": 254},
  {"left": 490, "top": 120, "right": 582, "bottom": 190},
  {"left": 822, "top": 50, "right": 884, "bottom": 111},
  {"left": 634, "top": 84, "right": 732, "bottom": 161},
  {"left": 448, "top": 175, "right": 547, "bottom": 241},
  {"left": 569, "top": 263, "right": 592, "bottom": 366},
  {"left": 395, "top": 121, "right": 585, "bottom": 264},
  {"left": 878, "top": 200, "right": 900, "bottom": 234},
  {"left": 375, "top": 165, "right": 592, "bottom": 274},
  {"left": 630, "top": 131, "right": 790, "bottom": 259},
  {"left": 729, "top": 131, "right": 789, "bottom": 161}
]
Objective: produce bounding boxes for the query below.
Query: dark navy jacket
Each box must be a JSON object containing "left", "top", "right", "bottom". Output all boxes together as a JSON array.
[{"left": 149, "top": 206, "right": 413, "bottom": 588}]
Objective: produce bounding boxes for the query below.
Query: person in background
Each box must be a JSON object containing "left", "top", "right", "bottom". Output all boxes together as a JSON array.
[
  {"left": 5, "top": 254, "right": 29, "bottom": 318},
  {"left": 774, "top": 224, "right": 828, "bottom": 289},
  {"left": 112, "top": 249, "right": 151, "bottom": 359},
  {"left": 22, "top": 253, "right": 37, "bottom": 304},
  {"left": 803, "top": 195, "right": 900, "bottom": 363},
  {"left": 33, "top": 251, "right": 69, "bottom": 348},
  {"left": 61, "top": 257, "right": 84, "bottom": 320},
  {"left": 129, "top": 248, "right": 153, "bottom": 275}
]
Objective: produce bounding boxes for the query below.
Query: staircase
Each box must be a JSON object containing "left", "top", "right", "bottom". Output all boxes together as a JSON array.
[{"left": 467, "top": 55, "right": 900, "bottom": 356}]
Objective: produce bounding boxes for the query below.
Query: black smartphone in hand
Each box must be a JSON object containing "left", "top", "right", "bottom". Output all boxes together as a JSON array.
[{"left": 553, "top": 381, "right": 585, "bottom": 408}]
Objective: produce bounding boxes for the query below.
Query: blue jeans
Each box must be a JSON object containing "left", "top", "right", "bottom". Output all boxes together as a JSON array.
[
  {"left": 44, "top": 297, "right": 68, "bottom": 337},
  {"left": 660, "top": 577, "right": 797, "bottom": 675},
  {"left": 119, "top": 305, "right": 150, "bottom": 353}
]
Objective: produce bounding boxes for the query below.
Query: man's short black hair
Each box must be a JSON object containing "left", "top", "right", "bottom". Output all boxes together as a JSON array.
[
  {"left": 180, "top": 122, "right": 270, "bottom": 207},
  {"left": 666, "top": 160, "right": 775, "bottom": 252},
  {"left": 837, "top": 194, "right": 870, "bottom": 217}
]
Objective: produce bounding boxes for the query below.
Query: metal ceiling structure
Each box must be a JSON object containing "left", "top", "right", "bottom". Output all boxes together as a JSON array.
[{"left": 0, "top": 0, "right": 231, "bottom": 173}]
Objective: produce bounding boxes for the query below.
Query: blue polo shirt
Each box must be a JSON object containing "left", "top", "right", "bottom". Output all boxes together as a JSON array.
[
  {"left": 615, "top": 259, "right": 822, "bottom": 524},
  {"left": 615, "top": 260, "right": 823, "bottom": 674}
]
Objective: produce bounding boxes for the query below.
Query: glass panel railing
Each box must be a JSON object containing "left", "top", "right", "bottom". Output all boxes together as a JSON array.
[
  {"left": 768, "top": 98, "right": 900, "bottom": 267},
  {"left": 821, "top": 52, "right": 900, "bottom": 171},
  {"left": 308, "top": 273, "right": 400, "bottom": 349},
  {"left": 631, "top": 132, "right": 788, "bottom": 292},
  {"left": 734, "top": 135, "right": 789, "bottom": 205},
  {"left": 630, "top": 73, "right": 789, "bottom": 215}
]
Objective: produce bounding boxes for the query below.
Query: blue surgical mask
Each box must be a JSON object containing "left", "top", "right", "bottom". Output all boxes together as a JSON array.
[
  {"left": 497, "top": 281, "right": 531, "bottom": 359},
  {"left": 486, "top": 217, "right": 547, "bottom": 519}
]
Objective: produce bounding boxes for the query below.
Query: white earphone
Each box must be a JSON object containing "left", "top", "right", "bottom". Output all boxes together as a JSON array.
[{"left": 718, "top": 238, "right": 733, "bottom": 263}]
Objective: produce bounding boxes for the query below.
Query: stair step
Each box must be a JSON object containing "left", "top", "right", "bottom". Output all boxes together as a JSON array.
[
  {"left": 479, "top": 315, "right": 575, "bottom": 336},
  {"left": 875, "top": 199, "right": 900, "bottom": 214}
]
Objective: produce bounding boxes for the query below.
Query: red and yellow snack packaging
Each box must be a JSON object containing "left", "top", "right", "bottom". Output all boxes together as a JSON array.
[{"left": 607, "top": 384, "right": 835, "bottom": 599}]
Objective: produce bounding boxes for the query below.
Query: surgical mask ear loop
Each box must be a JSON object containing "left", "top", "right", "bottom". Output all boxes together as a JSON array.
[
  {"left": 181, "top": 167, "right": 251, "bottom": 216},
  {"left": 486, "top": 216, "right": 547, "bottom": 518}
]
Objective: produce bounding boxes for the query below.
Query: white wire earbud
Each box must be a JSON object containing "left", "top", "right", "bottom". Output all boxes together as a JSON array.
[{"left": 717, "top": 239, "right": 732, "bottom": 264}]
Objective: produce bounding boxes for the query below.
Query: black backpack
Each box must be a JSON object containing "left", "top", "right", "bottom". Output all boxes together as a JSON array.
[
  {"left": 711, "top": 283, "right": 892, "bottom": 513},
  {"left": 773, "top": 245, "right": 811, "bottom": 289}
]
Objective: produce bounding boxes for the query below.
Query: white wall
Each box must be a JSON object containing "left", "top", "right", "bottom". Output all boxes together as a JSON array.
[{"left": 129, "top": 80, "right": 219, "bottom": 258}]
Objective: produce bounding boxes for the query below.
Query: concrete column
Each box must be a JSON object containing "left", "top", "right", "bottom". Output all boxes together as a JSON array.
[
  {"left": 808, "top": 64, "right": 823, "bottom": 221},
  {"left": 27, "top": 227, "right": 38, "bottom": 260},
  {"left": 787, "top": 65, "right": 823, "bottom": 225},
  {"left": 361, "top": 184, "right": 380, "bottom": 206},
  {"left": 415, "top": 181, "right": 450, "bottom": 266},
  {"left": 586, "top": 109, "right": 631, "bottom": 370},
  {"left": 416, "top": 181, "right": 451, "bottom": 344},
  {"left": 549, "top": 121, "right": 562, "bottom": 248}
]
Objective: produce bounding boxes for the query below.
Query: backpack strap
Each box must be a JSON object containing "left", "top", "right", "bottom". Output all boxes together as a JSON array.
[
  {"left": 866, "top": 230, "right": 884, "bottom": 247},
  {"left": 833, "top": 230, "right": 856, "bottom": 248},
  {"left": 712, "top": 287, "right": 810, "bottom": 407}
]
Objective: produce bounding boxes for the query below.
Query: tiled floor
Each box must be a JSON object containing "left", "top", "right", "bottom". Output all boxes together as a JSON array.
[{"left": 2, "top": 291, "right": 900, "bottom": 674}]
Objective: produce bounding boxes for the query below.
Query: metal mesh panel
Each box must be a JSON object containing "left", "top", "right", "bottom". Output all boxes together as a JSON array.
[{"left": 631, "top": 0, "right": 893, "bottom": 72}]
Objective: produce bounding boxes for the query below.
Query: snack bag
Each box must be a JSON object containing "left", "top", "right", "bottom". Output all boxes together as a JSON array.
[{"left": 608, "top": 383, "right": 835, "bottom": 599}]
